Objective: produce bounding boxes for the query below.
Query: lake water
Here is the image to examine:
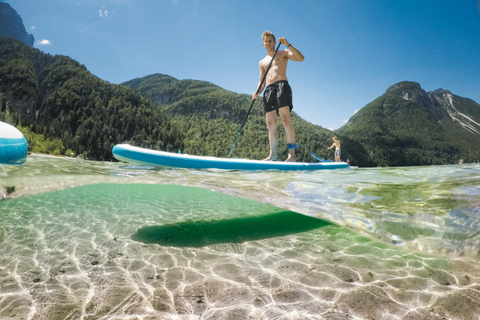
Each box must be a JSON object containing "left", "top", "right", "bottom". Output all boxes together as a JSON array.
[{"left": 1, "top": 155, "right": 479, "bottom": 319}]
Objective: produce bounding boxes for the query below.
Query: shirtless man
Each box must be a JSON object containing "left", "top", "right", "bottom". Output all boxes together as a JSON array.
[
  {"left": 252, "top": 30, "right": 304, "bottom": 162},
  {"left": 328, "top": 137, "right": 341, "bottom": 162}
]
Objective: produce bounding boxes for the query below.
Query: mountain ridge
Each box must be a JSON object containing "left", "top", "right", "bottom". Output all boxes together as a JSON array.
[{"left": 0, "top": 2, "right": 34, "bottom": 46}]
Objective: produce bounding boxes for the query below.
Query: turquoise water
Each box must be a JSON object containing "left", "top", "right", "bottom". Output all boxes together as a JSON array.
[{"left": 1, "top": 155, "right": 479, "bottom": 319}]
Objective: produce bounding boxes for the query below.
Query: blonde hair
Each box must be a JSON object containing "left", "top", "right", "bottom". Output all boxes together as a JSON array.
[{"left": 261, "top": 30, "right": 275, "bottom": 42}]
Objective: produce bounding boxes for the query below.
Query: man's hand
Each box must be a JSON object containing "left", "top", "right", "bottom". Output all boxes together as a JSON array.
[
  {"left": 252, "top": 93, "right": 259, "bottom": 100},
  {"left": 278, "top": 37, "right": 290, "bottom": 47},
  {"left": 280, "top": 37, "right": 304, "bottom": 61}
]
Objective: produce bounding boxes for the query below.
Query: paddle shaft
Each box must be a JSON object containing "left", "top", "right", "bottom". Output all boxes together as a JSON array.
[{"left": 227, "top": 43, "right": 282, "bottom": 158}]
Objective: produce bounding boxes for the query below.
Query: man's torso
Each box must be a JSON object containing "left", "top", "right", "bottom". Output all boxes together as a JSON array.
[{"left": 260, "top": 49, "right": 289, "bottom": 86}]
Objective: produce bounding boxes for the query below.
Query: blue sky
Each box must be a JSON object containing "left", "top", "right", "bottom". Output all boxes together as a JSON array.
[{"left": 5, "top": 0, "right": 480, "bottom": 130}]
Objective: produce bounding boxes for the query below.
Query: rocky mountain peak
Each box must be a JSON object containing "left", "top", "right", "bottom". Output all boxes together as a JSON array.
[
  {"left": 384, "top": 81, "right": 432, "bottom": 105},
  {"left": 382, "top": 81, "right": 480, "bottom": 136},
  {"left": 385, "top": 81, "right": 423, "bottom": 95},
  {"left": 430, "top": 89, "right": 454, "bottom": 103},
  {"left": 0, "top": 2, "right": 34, "bottom": 47}
]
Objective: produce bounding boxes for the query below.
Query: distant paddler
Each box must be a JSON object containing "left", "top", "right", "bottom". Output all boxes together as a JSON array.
[{"left": 328, "top": 137, "right": 341, "bottom": 162}]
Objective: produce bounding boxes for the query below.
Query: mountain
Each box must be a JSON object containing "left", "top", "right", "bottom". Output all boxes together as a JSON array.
[
  {"left": 122, "top": 73, "right": 252, "bottom": 122},
  {"left": 0, "top": 38, "right": 183, "bottom": 160},
  {"left": 337, "top": 81, "right": 480, "bottom": 166},
  {"left": 0, "top": 2, "right": 34, "bottom": 46},
  {"left": 122, "top": 73, "right": 338, "bottom": 161}
]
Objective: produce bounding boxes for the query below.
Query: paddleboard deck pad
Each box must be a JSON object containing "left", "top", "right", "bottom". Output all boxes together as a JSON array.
[{"left": 112, "top": 144, "right": 349, "bottom": 171}]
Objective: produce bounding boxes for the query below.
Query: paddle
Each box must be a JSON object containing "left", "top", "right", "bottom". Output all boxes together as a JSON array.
[{"left": 227, "top": 42, "right": 282, "bottom": 158}]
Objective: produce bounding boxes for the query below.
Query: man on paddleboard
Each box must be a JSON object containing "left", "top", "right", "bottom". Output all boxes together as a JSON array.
[
  {"left": 252, "top": 30, "right": 304, "bottom": 162},
  {"left": 328, "top": 136, "right": 341, "bottom": 162}
]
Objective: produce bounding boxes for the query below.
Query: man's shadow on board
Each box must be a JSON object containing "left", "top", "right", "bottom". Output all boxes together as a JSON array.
[{"left": 131, "top": 211, "right": 331, "bottom": 247}]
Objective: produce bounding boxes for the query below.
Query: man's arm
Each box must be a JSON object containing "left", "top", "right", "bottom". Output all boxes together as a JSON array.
[
  {"left": 252, "top": 62, "right": 266, "bottom": 100},
  {"left": 278, "top": 37, "right": 304, "bottom": 62}
]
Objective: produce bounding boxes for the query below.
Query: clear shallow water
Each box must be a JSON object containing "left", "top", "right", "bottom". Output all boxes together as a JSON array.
[{"left": 1, "top": 155, "right": 480, "bottom": 319}]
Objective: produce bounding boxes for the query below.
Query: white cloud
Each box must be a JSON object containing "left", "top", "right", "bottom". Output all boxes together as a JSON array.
[
  {"left": 354, "top": 109, "right": 359, "bottom": 114},
  {"left": 29, "top": 26, "right": 36, "bottom": 31},
  {"left": 37, "top": 39, "right": 51, "bottom": 46},
  {"left": 99, "top": 9, "right": 110, "bottom": 17}
]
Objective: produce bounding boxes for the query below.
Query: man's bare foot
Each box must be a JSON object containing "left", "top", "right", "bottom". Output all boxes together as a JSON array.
[
  {"left": 263, "top": 156, "right": 277, "bottom": 161},
  {"left": 285, "top": 155, "right": 296, "bottom": 162}
]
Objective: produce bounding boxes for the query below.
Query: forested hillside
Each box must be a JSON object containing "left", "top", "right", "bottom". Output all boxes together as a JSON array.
[
  {"left": 0, "top": 38, "right": 183, "bottom": 160},
  {"left": 2, "top": 37, "right": 479, "bottom": 166},
  {"left": 122, "top": 74, "right": 340, "bottom": 161}
]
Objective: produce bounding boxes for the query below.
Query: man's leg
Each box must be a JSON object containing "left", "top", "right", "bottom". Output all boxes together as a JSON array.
[
  {"left": 279, "top": 107, "right": 296, "bottom": 162},
  {"left": 264, "top": 111, "right": 278, "bottom": 160}
]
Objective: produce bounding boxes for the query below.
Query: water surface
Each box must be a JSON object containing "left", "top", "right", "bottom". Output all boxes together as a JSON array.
[{"left": 0, "top": 155, "right": 479, "bottom": 319}]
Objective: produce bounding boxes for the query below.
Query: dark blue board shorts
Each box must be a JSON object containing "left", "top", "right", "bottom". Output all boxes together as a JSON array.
[{"left": 263, "top": 80, "right": 293, "bottom": 114}]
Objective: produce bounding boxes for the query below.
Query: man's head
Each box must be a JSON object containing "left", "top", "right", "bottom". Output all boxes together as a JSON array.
[
  {"left": 261, "top": 30, "right": 276, "bottom": 42},
  {"left": 262, "top": 30, "right": 276, "bottom": 50}
]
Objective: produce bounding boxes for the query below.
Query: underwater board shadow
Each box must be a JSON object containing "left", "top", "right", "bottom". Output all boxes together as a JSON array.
[{"left": 131, "top": 211, "right": 331, "bottom": 247}]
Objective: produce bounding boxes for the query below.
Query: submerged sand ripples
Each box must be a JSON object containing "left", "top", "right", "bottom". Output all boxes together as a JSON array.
[
  {"left": 1, "top": 157, "right": 480, "bottom": 319},
  {"left": 1, "top": 182, "right": 480, "bottom": 319}
]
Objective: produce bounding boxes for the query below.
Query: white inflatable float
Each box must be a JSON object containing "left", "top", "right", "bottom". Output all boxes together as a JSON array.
[{"left": 0, "top": 121, "right": 28, "bottom": 165}]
